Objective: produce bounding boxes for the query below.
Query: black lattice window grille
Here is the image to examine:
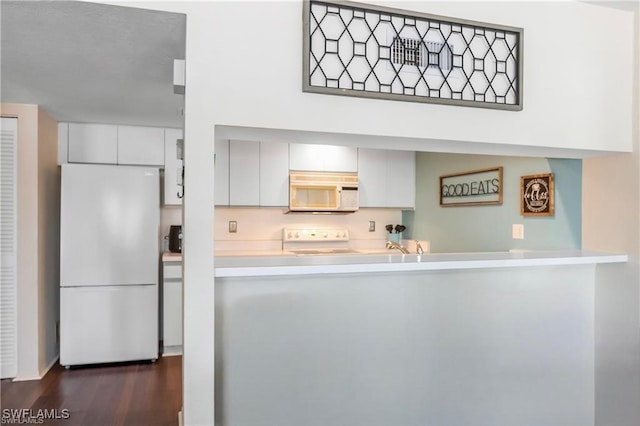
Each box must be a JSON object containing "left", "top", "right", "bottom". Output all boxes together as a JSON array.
[{"left": 302, "top": 0, "right": 524, "bottom": 111}]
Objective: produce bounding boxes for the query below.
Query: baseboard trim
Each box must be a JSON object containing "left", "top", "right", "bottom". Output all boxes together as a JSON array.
[
  {"left": 12, "top": 354, "right": 59, "bottom": 382},
  {"left": 41, "top": 354, "right": 60, "bottom": 377},
  {"left": 162, "top": 345, "right": 183, "bottom": 357}
]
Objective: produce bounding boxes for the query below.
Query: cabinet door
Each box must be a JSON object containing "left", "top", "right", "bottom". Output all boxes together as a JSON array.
[
  {"left": 229, "top": 140, "right": 260, "bottom": 206},
  {"left": 290, "top": 143, "right": 358, "bottom": 172},
  {"left": 68, "top": 123, "right": 117, "bottom": 164},
  {"left": 386, "top": 150, "right": 415, "bottom": 209},
  {"left": 322, "top": 145, "right": 358, "bottom": 172},
  {"left": 289, "top": 143, "right": 322, "bottom": 171},
  {"left": 117, "top": 126, "right": 165, "bottom": 166},
  {"left": 357, "top": 148, "right": 387, "bottom": 207},
  {"left": 260, "top": 141, "right": 289, "bottom": 206},
  {"left": 163, "top": 263, "right": 182, "bottom": 348},
  {"left": 214, "top": 140, "right": 230, "bottom": 206},
  {"left": 164, "top": 128, "right": 183, "bottom": 206},
  {"left": 58, "top": 122, "right": 68, "bottom": 165}
]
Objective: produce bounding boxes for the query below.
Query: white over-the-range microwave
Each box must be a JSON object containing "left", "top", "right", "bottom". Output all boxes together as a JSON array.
[{"left": 288, "top": 171, "right": 359, "bottom": 213}]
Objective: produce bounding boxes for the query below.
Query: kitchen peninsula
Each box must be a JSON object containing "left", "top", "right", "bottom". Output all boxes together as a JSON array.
[{"left": 211, "top": 250, "right": 626, "bottom": 426}]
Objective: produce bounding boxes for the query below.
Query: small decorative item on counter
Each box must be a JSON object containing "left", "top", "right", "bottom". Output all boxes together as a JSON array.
[{"left": 386, "top": 224, "right": 405, "bottom": 243}]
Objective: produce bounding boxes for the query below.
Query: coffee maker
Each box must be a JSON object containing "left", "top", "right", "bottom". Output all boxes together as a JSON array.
[{"left": 168, "top": 225, "right": 182, "bottom": 253}]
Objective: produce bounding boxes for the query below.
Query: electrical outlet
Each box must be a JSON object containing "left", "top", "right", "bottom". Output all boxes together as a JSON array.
[
  {"left": 369, "top": 221, "right": 376, "bottom": 232},
  {"left": 229, "top": 221, "right": 237, "bottom": 233},
  {"left": 512, "top": 224, "right": 524, "bottom": 239}
]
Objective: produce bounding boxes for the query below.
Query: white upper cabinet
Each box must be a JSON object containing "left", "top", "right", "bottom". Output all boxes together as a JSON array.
[
  {"left": 289, "top": 143, "right": 357, "bottom": 172},
  {"left": 67, "top": 123, "right": 118, "bottom": 164},
  {"left": 385, "top": 150, "right": 415, "bottom": 209},
  {"left": 260, "top": 141, "right": 289, "bottom": 207},
  {"left": 117, "top": 126, "right": 165, "bottom": 166},
  {"left": 67, "top": 123, "right": 165, "bottom": 166},
  {"left": 358, "top": 148, "right": 416, "bottom": 209},
  {"left": 229, "top": 140, "right": 260, "bottom": 206},
  {"left": 221, "top": 140, "right": 290, "bottom": 207},
  {"left": 214, "top": 140, "right": 230, "bottom": 206},
  {"left": 58, "top": 122, "right": 69, "bottom": 165},
  {"left": 164, "top": 128, "right": 183, "bottom": 206},
  {"left": 357, "top": 148, "right": 387, "bottom": 207}
]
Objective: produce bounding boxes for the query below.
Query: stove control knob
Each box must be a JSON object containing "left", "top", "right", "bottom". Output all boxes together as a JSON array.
[
  {"left": 287, "top": 232, "right": 292, "bottom": 239},
  {"left": 295, "top": 232, "right": 299, "bottom": 238}
]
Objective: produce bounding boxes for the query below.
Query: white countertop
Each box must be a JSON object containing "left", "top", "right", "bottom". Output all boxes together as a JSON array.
[
  {"left": 162, "top": 252, "right": 183, "bottom": 262},
  {"left": 213, "top": 250, "right": 628, "bottom": 278},
  {"left": 163, "top": 250, "right": 288, "bottom": 263}
]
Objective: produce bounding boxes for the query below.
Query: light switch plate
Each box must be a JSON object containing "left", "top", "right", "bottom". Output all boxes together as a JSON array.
[
  {"left": 229, "top": 221, "right": 237, "bottom": 233},
  {"left": 512, "top": 224, "right": 524, "bottom": 239},
  {"left": 369, "top": 221, "right": 375, "bottom": 232}
]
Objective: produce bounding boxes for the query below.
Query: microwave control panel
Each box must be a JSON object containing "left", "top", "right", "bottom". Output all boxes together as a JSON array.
[{"left": 283, "top": 227, "right": 349, "bottom": 242}]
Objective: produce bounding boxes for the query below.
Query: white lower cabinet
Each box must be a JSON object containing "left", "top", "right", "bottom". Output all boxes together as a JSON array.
[{"left": 162, "top": 262, "right": 182, "bottom": 355}]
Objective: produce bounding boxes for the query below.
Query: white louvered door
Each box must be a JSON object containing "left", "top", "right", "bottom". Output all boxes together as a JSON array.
[{"left": 0, "top": 117, "right": 18, "bottom": 379}]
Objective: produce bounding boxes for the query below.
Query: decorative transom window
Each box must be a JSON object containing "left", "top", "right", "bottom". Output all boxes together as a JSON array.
[{"left": 303, "top": 0, "right": 523, "bottom": 110}]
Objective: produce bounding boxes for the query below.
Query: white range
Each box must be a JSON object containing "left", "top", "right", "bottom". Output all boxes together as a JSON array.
[{"left": 282, "top": 227, "right": 360, "bottom": 255}]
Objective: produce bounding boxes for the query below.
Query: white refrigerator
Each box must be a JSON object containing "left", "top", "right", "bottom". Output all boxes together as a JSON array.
[{"left": 60, "top": 164, "right": 159, "bottom": 366}]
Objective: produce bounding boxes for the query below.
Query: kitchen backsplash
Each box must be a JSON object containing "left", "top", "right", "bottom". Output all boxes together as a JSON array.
[{"left": 160, "top": 206, "right": 403, "bottom": 253}]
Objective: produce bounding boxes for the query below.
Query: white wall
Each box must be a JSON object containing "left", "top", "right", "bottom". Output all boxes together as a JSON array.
[
  {"left": 407, "top": 153, "right": 582, "bottom": 252},
  {"left": 37, "top": 107, "right": 60, "bottom": 375},
  {"left": 217, "top": 265, "right": 596, "bottom": 426},
  {"left": 100, "top": 1, "right": 637, "bottom": 425},
  {"left": 208, "top": 1, "right": 632, "bottom": 155},
  {"left": 582, "top": 5, "right": 640, "bottom": 425}
]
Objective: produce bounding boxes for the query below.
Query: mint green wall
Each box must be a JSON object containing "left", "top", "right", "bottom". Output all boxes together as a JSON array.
[{"left": 403, "top": 153, "right": 581, "bottom": 253}]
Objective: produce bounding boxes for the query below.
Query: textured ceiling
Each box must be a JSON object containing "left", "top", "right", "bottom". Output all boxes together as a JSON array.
[{"left": 1, "top": 0, "right": 186, "bottom": 128}]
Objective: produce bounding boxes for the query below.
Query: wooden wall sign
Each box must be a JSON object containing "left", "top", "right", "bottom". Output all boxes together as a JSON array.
[
  {"left": 521, "top": 173, "right": 554, "bottom": 216},
  {"left": 440, "top": 167, "right": 503, "bottom": 207}
]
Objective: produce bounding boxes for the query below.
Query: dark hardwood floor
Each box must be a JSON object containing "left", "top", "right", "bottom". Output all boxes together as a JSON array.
[{"left": 1, "top": 356, "right": 182, "bottom": 426}]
